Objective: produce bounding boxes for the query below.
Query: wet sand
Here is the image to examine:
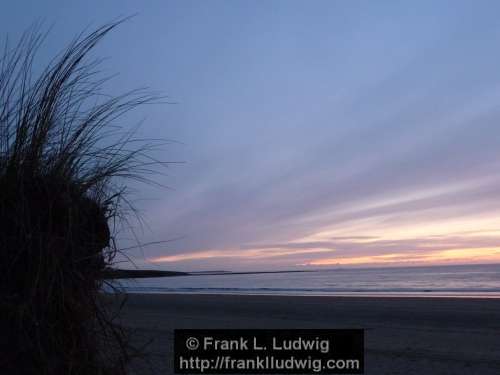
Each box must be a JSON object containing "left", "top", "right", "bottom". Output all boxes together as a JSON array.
[{"left": 117, "top": 293, "right": 500, "bottom": 374}]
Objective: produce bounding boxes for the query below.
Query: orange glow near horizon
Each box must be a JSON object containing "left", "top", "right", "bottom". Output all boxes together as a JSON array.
[
  {"left": 149, "top": 242, "right": 500, "bottom": 267},
  {"left": 149, "top": 197, "right": 500, "bottom": 268},
  {"left": 150, "top": 247, "right": 333, "bottom": 263},
  {"left": 305, "top": 247, "right": 500, "bottom": 266}
]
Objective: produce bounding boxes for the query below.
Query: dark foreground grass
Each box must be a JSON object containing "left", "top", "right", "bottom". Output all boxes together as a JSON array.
[{"left": 0, "top": 21, "right": 166, "bottom": 375}]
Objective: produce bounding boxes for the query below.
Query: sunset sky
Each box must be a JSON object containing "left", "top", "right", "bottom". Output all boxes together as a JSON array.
[{"left": 3, "top": 1, "right": 500, "bottom": 271}]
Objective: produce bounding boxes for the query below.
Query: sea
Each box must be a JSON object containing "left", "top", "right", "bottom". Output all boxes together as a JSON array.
[{"left": 113, "top": 263, "right": 500, "bottom": 298}]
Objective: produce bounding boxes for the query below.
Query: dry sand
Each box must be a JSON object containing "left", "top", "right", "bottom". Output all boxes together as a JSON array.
[{"left": 115, "top": 293, "right": 500, "bottom": 374}]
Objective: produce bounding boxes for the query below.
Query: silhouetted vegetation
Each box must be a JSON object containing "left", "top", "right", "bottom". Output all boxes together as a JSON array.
[{"left": 0, "top": 21, "right": 166, "bottom": 374}]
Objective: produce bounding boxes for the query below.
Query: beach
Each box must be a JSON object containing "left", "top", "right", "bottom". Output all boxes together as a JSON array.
[{"left": 116, "top": 293, "right": 500, "bottom": 374}]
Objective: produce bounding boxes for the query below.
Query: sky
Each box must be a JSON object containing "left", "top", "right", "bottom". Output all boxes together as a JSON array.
[{"left": 3, "top": 1, "right": 500, "bottom": 271}]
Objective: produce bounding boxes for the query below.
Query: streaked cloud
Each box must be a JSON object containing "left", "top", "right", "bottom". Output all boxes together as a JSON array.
[{"left": 4, "top": 2, "right": 500, "bottom": 270}]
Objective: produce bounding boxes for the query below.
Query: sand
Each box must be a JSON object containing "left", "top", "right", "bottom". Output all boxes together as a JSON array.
[{"left": 115, "top": 293, "right": 500, "bottom": 374}]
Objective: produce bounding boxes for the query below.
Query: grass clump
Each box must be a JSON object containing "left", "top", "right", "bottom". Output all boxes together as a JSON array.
[{"left": 0, "top": 21, "right": 165, "bottom": 374}]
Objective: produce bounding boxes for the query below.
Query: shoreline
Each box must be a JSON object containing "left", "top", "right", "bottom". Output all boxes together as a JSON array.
[
  {"left": 121, "top": 291, "right": 500, "bottom": 299},
  {"left": 117, "top": 293, "right": 500, "bottom": 374}
]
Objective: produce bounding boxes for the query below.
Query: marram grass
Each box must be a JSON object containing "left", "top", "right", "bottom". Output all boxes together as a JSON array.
[{"left": 0, "top": 21, "right": 166, "bottom": 374}]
